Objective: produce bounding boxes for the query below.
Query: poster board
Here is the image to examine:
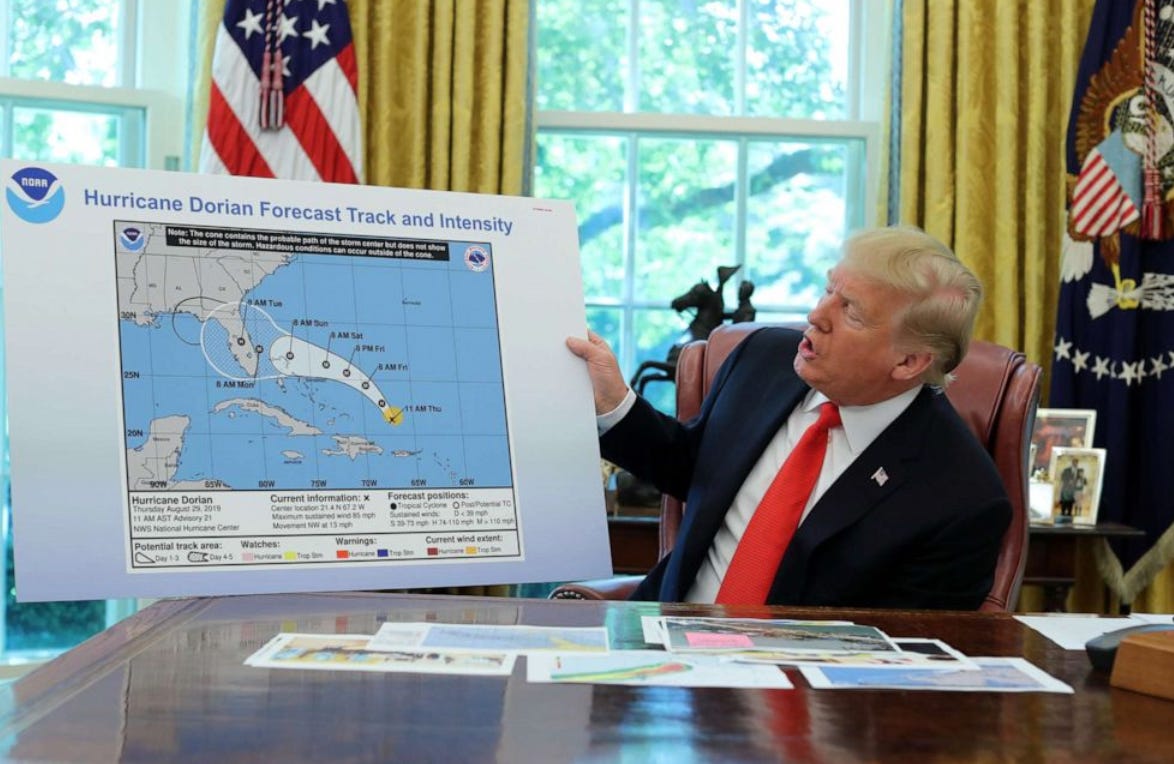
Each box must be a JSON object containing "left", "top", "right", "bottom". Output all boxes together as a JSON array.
[{"left": 1, "top": 161, "right": 611, "bottom": 601}]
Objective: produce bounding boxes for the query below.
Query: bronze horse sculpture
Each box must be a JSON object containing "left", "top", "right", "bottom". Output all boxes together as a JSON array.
[{"left": 629, "top": 265, "right": 756, "bottom": 396}]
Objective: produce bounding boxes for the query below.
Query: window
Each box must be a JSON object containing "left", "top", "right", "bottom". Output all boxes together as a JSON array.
[
  {"left": 534, "top": 0, "right": 887, "bottom": 412},
  {"left": 0, "top": 0, "right": 187, "bottom": 669}
]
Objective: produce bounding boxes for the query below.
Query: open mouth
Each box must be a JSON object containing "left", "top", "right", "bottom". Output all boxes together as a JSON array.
[{"left": 798, "top": 334, "right": 817, "bottom": 360}]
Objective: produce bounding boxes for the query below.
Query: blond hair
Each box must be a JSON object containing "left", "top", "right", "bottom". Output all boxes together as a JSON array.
[{"left": 838, "top": 226, "right": 982, "bottom": 387}]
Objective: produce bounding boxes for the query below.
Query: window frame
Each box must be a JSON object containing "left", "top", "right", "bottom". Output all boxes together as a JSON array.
[
  {"left": 534, "top": 0, "right": 890, "bottom": 386},
  {"left": 0, "top": 0, "right": 188, "bottom": 671}
]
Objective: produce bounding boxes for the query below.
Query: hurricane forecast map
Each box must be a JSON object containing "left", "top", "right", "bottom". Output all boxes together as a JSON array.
[
  {"left": 115, "top": 221, "right": 519, "bottom": 570},
  {"left": 3, "top": 161, "right": 610, "bottom": 602}
]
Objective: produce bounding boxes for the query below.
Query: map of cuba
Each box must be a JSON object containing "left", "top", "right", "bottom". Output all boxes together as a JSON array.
[{"left": 115, "top": 221, "right": 512, "bottom": 493}]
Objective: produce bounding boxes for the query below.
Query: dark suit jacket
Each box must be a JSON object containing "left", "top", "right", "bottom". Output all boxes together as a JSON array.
[{"left": 601, "top": 327, "right": 1011, "bottom": 610}]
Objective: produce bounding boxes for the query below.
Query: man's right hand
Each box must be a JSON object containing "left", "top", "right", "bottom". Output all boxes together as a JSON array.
[{"left": 565, "top": 330, "right": 631, "bottom": 415}]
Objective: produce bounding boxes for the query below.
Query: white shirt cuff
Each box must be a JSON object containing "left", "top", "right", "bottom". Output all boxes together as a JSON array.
[{"left": 596, "top": 389, "right": 637, "bottom": 435}]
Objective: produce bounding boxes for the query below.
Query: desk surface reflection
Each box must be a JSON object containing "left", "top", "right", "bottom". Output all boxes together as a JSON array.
[{"left": 1, "top": 592, "right": 1170, "bottom": 763}]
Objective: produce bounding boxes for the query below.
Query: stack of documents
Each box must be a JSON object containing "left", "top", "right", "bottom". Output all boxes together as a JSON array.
[{"left": 244, "top": 616, "right": 1073, "bottom": 693}]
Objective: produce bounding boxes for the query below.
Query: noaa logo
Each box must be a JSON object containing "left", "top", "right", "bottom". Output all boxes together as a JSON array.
[
  {"left": 119, "top": 226, "right": 146, "bottom": 252},
  {"left": 6, "top": 167, "right": 65, "bottom": 224},
  {"left": 464, "top": 245, "right": 490, "bottom": 272}
]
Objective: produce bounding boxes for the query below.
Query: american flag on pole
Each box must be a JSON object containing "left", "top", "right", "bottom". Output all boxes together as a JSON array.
[
  {"left": 1070, "top": 130, "right": 1141, "bottom": 239},
  {"left": 200, "top": 0, "right": 363, "bottom": 183}
]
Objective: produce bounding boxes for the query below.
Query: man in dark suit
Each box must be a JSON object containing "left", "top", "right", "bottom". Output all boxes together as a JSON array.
[{"left": 566, "top": 226, "right": 1010, "bottom": 610}]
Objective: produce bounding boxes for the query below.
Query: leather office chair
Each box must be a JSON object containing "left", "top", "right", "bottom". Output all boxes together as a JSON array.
[{"left": 552, "top": 322, "right": 1042, "bottom": 611}]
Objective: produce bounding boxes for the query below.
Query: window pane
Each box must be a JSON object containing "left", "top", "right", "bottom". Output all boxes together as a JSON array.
[
  {"left": 745, "top": 0, "right": 849, "bottom": 118},
  {"left": 639, "top": 0, "right": 736, "bottom": 115},
  {"left": 11, "top": 107, "right": 121, "bottom": 165},
  {"left": 634, "top": 137, "right": 737, "bottom": 302},
  {"left": 8, "top": 0, "right": 122, "bottom": 86},
  {"left": 585, "top": 306, "right": 622, "bottom": 352},
  {"left": 535, "top": 134, "right": 627, "bottom": 299},
  {"left": 535, "top": 0, "right": 627, "bottom": 111},
  {"left": 743, "top": 138, "right": 857, "bottom": 308},
  {"left": 753, "top": 309, "right": 809, "bottom": 327},
  {"left": 630, "top": 309, "right": 685, "bottom": 413}
]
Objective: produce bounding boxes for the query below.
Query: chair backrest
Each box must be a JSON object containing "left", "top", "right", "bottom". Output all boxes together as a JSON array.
[{"left": 658, "top": 322, "right": 1042, "bottom": 612}]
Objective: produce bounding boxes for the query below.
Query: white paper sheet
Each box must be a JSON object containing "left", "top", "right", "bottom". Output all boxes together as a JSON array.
[
  {"left": 640, "top": 615, "right": 666, "bottom": 646},
  {"left": 800, "top": 657, "right": 1073, "bottom": 693},
  {"left": 526, "top": 650, "right": 793, "bottom": 688},
  {"left": 371, "top": 622, "right": 609, "bottom": 652},
  {"left": 733, "top": 638, "right": 978, "bottom": 670},
  {"left": 1014, "top": 614, "right": 1140, "bottom": 650},
  {"left": 660, "top": 616, "right": 892, "bottom": 654},
  {"left": 245, "top": 632, "right": 516, "bottom": 675}
]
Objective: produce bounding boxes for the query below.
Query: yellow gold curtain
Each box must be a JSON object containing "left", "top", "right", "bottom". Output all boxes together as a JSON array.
[
  {"left": 350, "top": 0, "right": 530, "bottom": 193},
  {"left": 897, "top": 0, "right": 1090, "bottom": 360},
  {"left": 191, "top": 0, "right": 531, "bottom": 195},
  {"left": 898, "top": 0, "right": 1174, "bottom": 612}
]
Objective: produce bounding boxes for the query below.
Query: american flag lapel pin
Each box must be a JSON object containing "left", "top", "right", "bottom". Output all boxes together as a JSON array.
[{"left": 871, "top": 467, "right": 889, "bottom": 486}]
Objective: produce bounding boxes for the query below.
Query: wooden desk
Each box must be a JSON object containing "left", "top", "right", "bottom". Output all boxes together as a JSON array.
[{"left": 2, "top": 592, "right": 1171, "bottom": 762}]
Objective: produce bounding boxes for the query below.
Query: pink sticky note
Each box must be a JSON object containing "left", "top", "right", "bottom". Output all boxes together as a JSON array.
[{"left": 684, "top": 632, "right": 755, "bottom": 648}]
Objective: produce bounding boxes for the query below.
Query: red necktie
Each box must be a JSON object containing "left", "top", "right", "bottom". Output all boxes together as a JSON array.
[{"left": 716, "top": 402, "right": 841, "bottom": 605}]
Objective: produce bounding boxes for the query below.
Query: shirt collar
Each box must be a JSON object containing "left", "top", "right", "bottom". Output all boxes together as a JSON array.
[{"left": 803, "top": 386, "right": 922, "bottom": 455}]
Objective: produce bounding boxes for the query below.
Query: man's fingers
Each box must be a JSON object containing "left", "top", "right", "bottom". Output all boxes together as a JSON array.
[
  {"left": 568, "top": 331, "right": 613, "bottom": 359},
  {"left": 565, "top": 335, "right": 592, "bottom": 359},
  {"left": 566, "top": 330, "right": 629, "bottom": 413}
]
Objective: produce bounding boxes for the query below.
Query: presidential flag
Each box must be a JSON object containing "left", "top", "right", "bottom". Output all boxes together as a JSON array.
[
  {"left": 200, "top": 0, "right": 363, "bottom": 183},
  {"left": 1052, "top": 0, "right": 1174, "bottom": 603}
]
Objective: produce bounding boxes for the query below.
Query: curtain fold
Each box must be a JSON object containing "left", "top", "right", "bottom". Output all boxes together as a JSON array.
[
  {"left": 350, "top": 0, "right": 531, "bottom": 194},
  {"left": 895, "top": 0, "right": 1174, "bottom": 612},
  {"left": 897, "top": 0, "right": 1088, "bottom": 361}
]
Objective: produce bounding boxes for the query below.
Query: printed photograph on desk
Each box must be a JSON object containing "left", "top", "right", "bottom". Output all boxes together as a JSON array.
[
  {"left": 660, "top": 617, "right": 898, "bottom": 653},
  {"left": 1048, "top": 447, "right": 1107, "bottom": 526},
  {"left": 1030, "top": 408, "right": 1097, "bottom": 479},
  {"left": 527, "top": 650, "right": 794, "bottom": 689},
  {"left": 370, "top": 622, "right": 610, "bottom": 652},
  {"left": 800, "top": 657, "right": 1074, "bottom": 693},
  {"left": 732, "top": 638, "right": 979, "bottom": 670},
  {"left": 244, "top": 633, "right": 516, "bottom": 675},
  {"left": 641, "top": 615, "right": 857, "bottom": 647}
]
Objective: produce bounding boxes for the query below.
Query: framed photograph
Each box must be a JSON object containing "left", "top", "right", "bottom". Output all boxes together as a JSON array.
[
  {"left": 1030, "top": 408, "right": 1097, "bottom": 479},
  {"left": 1048, "top": 447, "right": 1106, "bottom": 526}
]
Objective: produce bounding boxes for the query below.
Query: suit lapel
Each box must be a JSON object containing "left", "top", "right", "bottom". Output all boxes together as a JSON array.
[{"left": 768, "top": 388, "right": 937, "bottom": 602}]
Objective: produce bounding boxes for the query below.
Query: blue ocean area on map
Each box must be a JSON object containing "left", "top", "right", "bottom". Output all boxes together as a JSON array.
[{"left": 119, "top": 245, "right": 512, "bottom": 491}]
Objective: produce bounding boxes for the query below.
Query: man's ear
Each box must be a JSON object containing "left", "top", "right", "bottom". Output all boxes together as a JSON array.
[{"left": 891, "top": 351, "right": 934, "bottom": 382}]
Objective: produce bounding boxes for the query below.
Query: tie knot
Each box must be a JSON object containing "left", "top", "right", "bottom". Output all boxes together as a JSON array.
[{"left": 816, "top": 402, "right": 841, "bottom": 430}]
